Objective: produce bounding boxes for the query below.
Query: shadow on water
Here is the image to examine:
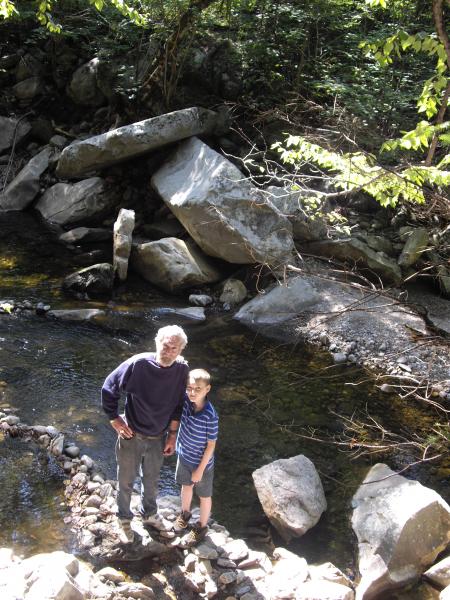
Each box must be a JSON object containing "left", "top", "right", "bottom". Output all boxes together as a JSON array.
[{"left": 0, "top": 212, "right": 448, "bottom": 586}]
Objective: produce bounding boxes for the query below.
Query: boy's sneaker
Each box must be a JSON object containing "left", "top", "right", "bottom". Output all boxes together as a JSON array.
[
  {"left": 118, "top": 518, "right": 135, "bottom": 544},
  {"left": 181, "top": 524, "right": 208, "bottom": 547},
  {"left": 173, "top": 510, "right": 192, "bottom": 533},
  {"left": 143, "top": 512, "right": 172, "bottom": 532}
]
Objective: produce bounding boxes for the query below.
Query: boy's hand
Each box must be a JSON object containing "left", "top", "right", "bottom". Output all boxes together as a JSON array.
[{"left": 191, "top": 468, "right": 203, "bottom": 483}]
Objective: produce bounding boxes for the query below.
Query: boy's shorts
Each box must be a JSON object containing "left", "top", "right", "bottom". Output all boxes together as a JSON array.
[{"left": 175, "top": 458, "right": 214, "bottom": 498}]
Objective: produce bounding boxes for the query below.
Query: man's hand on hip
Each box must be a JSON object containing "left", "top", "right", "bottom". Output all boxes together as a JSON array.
[{"left": 110, "top": 417, "right": 134, "bottom": 439}]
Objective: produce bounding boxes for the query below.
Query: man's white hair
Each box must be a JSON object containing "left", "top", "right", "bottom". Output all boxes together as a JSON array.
[{"left": 155, "top": 325, "right": 188, "bottom": 348}]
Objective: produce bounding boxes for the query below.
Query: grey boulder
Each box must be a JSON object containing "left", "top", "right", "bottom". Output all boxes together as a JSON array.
[
  {"left": 0, "top": 147, "right": 52, "bottom": 210},
  {"left": 352, "top": 463, "right": 450, "bottom": 599},
  {"left": 56, "top": 107, "right": 222, "bottom": 178},
  {"left": 131, "top": 237, "right": 223, "bottom": 293},
  {"left": 62, "top": 263, "right": 114, "bottom": 298},
  {"left": 252, "top": 455, "right": 327, "bottom": 542},
  {"left": 35, "top": 177, "right": 116, "bottom": 226},
  {"left": 152, "top": 137, "right": 294, "bottom": 266}
]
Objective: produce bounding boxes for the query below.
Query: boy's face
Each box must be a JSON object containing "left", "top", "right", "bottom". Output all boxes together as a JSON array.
[{"left": 186, "top": 378, "right": 211, "bottom": 406}]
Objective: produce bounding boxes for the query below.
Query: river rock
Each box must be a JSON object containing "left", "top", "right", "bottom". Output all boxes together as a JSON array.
[
  {"left": 398, "top": 228, "right": 429, "bottom": 268},
  {"left": 219, "top": 278, "right": 247, "bottom": 305},
  {"left": 0, "top": 116, "right": 31, "bottom": 153},
  {"left": 56, "top": 107, "right": 222, "bottom": 178},
  {"left": 59, "top": 227, "right": 112, "bottom": 245},
  {"left": 304, "top": 238, "right": 402, "bottom": 283},
  {"left": 47, "top": 308, "right": 106, "bottom": 322},
  {"left": 151, "top": 136, "right": 294, "bottom": 265},
  {"left": 67, "top": 58, "right": 106, "bottom": 107},
  {"left": 295, "top": 581, "right": 355, "bottom": 600},
  {"left": 261, "top": 548, "right": 309, "bottom": 598},
  {"left": 252, "top": 455, "right": 327, "bottom": 542},
  {"left": 131, "top": 237, "right": 223, "bottom": 292},
  {"left": 13, "top": 76, "right": 44, "bottom": 101},
  {"left": 62, "top": 264, "right": 114, "bottom": 298},
  {"left": 424, "top": 556, "right": 450, "bottom": 588},
  {"left": 113, "top": 208, "right": 135, "bottom": 282},
  {"left": 35, "top": 177, "right": 116, "bottom": 226},
  {"left": 0, "top": 147, "right": 52, "bottom": 211},
  {"left": 189, "top": 294, "right": 213, "bottom": 307},
  {"left": 352, "top": 463, "right": 450, "bottom": 599}
]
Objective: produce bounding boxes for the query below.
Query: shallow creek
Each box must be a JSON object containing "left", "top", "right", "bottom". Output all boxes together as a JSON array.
[{"left": 0, "top": 213, "right": 448, "bottom": 597}]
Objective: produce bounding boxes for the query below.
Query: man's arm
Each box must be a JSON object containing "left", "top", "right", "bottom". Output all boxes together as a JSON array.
[
  {"left": 191, "top": 440, "right": 216, "bottom": 482},
  {"left": 163, "top": 419, "right": 180, "bottom": 456},
  {"left": 101, "top": 359, "right": 134, "bottom": 438}
]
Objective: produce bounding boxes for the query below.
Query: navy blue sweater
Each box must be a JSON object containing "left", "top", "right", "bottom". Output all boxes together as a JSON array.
[{"left": 101, "top": 352, "right": 189, "bottom": 436}]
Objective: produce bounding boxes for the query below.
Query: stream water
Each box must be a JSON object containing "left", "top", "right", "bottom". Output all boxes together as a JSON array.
[{"left": 0, "top": 212, "right": 447, "bottom": 597}]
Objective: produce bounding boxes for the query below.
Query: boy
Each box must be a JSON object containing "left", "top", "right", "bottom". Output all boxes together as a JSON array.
[{"left": 174, "top": 368, "right": 219, "bottom": 545}]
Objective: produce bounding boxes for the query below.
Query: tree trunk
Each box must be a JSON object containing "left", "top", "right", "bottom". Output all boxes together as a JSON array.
[{"left": 426, "top": 0, "right": 450, "bottom": 165}]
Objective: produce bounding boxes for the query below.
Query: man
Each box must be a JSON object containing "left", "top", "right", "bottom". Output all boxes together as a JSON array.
[{"left": 101, "top": 324, "right": 188, "bottom": 542}]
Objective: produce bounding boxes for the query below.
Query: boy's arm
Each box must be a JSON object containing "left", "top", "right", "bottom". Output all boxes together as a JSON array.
[{"left": 191, "top": 440, "right": 216, "bottom": 482}]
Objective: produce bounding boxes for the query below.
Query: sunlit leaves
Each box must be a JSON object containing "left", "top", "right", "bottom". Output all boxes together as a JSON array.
[
  {"left": 272, "top": 135, "right": 450, "bottom": 208},
  {"left": 0, "top": 0, "right": 17, "bottom": 18},
  {"left": 381, "top": 120, "right": 450, "bottom": 153}
]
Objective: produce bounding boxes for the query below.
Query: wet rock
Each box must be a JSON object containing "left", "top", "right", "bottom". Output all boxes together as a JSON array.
[
  {"left": 352, "top": 463, "right": 450, "bottom": 599},
  {"left": 113, "top": 208, "right": 135, "bottom": 282},
  {"left": 47, "top": 309, "right": 106, "bottom": 322},
  {"left": 131, "top": 238, "right": 222, "bottom": 292},
  {"left": 152, "top": 137, "right": 294, "bottom": 265},
  {"left": 57, "top": 107, "right": 222, "bottom": 178},
  {"left": 0, "top": 147, "right": 52, "bottom": 211},
  {"left": 59, "top": 227, "right": 112, "bottom": 245},
  {"left": 62, "top": 264, "right": 114, "bottom": 298},
  {"left": 189, "top": 294, "right": 213, "bottom": 307},
  {"left": 252, "top": 455, "right": 327, "bottom": 542}
]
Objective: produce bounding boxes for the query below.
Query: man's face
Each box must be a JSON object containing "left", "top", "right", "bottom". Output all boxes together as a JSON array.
[{"left": 156, "top": 335, "right": 184, "bottom": 367}]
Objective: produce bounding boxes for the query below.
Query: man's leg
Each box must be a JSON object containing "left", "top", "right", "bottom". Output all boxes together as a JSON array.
[
  {"left": 140, "top": 437, "right": 164, "bottom": 517},
  {"left": 116, "top": 436, "right": 142, "bottom": 519}
]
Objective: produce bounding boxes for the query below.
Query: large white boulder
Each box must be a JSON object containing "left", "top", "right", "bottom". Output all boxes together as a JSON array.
[
  {"left": 252, "top": 455, "right": 327, "bottom": 542},
  {"left": 35, "top": 177, "right": 116, "bottom": 226},
  {"left": 113, "top": 208, "right": 135, "bottom": 282},
  {"left": 424, "top": 555, "right": 450, "bottom": 588},
  {"left": 295, "top": 581, "right": 355, "bottom": 600},
  {"left": 56, "top": 107, "right": 222, "bottom": 178},
  {"left": 0, "top": 147, "right": 52, "bottom": 210},
  {"left": 130, "top": 237, "right": 223, "bottom": 292},
  {"left": 151, "top": 137, "right": 294, "bottom": 265},
  {"left": 352, "top": 463, "right": 450, "bottom": 600}
]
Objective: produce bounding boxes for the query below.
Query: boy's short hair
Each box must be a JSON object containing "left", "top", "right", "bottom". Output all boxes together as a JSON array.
[{"left": 189, "top": 368, "right": 211, "bottom": 385}]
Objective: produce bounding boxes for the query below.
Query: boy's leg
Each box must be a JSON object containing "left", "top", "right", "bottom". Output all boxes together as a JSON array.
[
  {"left": 116, "top": 436, "right": 142, "bottom": 519},
  {"left": 199, "top": 496, "right": 212, "bottom": 528},
  {"left": 181, "top": 484, "right": 194, "bottom": 514},
  {"left": 140, "top": 437, "right": 164, "bottom": 517}
]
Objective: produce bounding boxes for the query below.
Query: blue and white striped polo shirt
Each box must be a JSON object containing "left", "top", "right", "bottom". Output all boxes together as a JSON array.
[{"left": 176, "top": 397, "right": 219, "bottom": 469}]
